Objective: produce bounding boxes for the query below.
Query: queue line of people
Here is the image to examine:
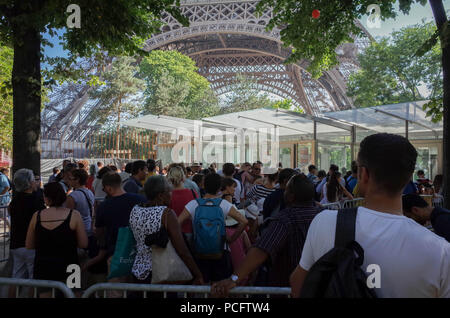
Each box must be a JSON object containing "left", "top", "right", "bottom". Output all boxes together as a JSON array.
[{"left": 4, "top": 133, "right": 450, "bottom": 298}]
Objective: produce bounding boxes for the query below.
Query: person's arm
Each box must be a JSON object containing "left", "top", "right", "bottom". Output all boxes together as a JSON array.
[
  {"left": 0, "top": 176, "right": 9, "bottom": 195},
  {"left": 242, "top": 172, "right": 250, "bottom": 185},
  {"left": 25, "top": 212, "right": 38, "bottom": 249},
  {"left": 340, "top": 184, "right": 354, "bottom": 200},
  {"left": 95, "top": 226, "right": 106, "bottom": 250},
  {"left": 164, "top": 209, "right": 204, "bottom": 285},
  {"left": 178, "top": 208, "right": 192, "bottom": 225},
  {"left": 211, "top": 247, "right": 268, "bottom": 297},
  {"left": 73, "top": 211, "right": 89, "bottom": 249},
  {"left": 66, "top": 195, "right": 76, "bottom": 209},
  {"left": 226, "top": 206, "right": 248, "bottom": 243},
  {"left": 242, "top": 231, "right": 251, "bottom": 252},
  {"left": 0, "top": 186, "right": 9, "bottom": 196},
  {"left": 82, "top": 249, "right": 107, "bottom": 271},
  {"left": 290, "top": 265, "right": 309, "bottom": 298}
]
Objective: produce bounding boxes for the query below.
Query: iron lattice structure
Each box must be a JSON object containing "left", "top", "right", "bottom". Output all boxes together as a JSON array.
[{"left": 42, "top": 0, "right": 372, "bottom": 143}]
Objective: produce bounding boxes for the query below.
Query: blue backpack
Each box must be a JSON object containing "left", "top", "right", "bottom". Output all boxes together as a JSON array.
[{"left": 193, "top": 198, "right": 226, "bottom": 259}]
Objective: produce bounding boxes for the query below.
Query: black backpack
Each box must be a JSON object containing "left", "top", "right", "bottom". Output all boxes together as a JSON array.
[{"left": 300, "top": 208, "right": 377, "bottom": 298}]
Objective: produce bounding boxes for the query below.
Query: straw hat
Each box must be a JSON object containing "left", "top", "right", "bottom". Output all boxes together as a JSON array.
[
  {"left": 245, "top": 204, "right": 259, "bottom": 220},
  {"left": 226, "top": 209, "right": 247, "bottom": 226}
]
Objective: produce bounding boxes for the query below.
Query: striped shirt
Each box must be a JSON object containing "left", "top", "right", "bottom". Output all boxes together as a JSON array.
[
  {"left": 254, "top": 203, "right": 320, "bottom": 286},
  {"left": 246, "top": 184, "right": 276, "bottom": 203}
]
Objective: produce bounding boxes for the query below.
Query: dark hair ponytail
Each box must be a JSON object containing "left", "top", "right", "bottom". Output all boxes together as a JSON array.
[{"left": 326, "top": 173, "right": 342, "bottom": 203}]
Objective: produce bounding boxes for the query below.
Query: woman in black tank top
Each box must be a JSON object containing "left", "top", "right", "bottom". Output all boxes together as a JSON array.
[
  {"left": 33, "top": 209, "right": 79, "bottom": 281},
  {"left": 25, "top": 183, "right": 88, "bottom": 293}
]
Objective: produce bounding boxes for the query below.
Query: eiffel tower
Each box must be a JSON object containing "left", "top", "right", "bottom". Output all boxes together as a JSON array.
[{"left": 42, "top": 0, "right": 372, "bottom": 144}]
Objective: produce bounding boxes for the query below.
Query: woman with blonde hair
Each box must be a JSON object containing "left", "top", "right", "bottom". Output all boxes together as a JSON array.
[{"left": 166, "top": 166, "right": 198, "bottom": 250}]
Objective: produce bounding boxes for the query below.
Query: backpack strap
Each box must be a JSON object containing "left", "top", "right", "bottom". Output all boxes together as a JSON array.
[
  {"left": 334, "top": 207, "right": 358, "bottom": 248},
  {"left": 76, "top": 188, "right": 93, "bottom": 217}
]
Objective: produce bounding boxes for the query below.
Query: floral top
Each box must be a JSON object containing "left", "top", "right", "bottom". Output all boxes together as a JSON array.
[{"left": 129, "top": 205, "right": 165, "bottom": 280}]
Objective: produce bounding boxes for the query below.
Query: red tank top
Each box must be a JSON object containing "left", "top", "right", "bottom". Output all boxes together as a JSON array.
[{"left": 170, "top": 188, "right": 197, "bottom": 233}]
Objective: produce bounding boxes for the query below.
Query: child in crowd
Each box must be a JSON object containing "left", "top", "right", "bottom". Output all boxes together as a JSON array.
[{"left": 221, "top": 178, "right": 238, "bottom": 205}]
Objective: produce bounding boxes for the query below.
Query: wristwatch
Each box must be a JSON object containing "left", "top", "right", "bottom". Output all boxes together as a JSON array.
[{"left": 230, "top": 274, "right": 239, "bottom": 283}]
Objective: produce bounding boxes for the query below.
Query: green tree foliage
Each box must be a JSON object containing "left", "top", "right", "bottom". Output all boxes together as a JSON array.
[
  {"left": 0, "top": 45, "right": 13, "bottom": 150},
  {"left": 271, "top": 98, "right": 304, "bottom": 113},
  {"left": 347, "top": 22, "right": 442, "bottom": 109},
  {"left": 256, "top": 0, "right": 427, "bottom": 78},
  {"left": 89, "top": 56, "right": 145, "bottom": 126},
  {"left": 89, "top": 56, "right": 146, "bottom": 153},
  {"left": 0, "top": 0, "right": 187, "bottom": 174},
  {"left": 139, "top": 50, "right": 220, "bottom": 119}
]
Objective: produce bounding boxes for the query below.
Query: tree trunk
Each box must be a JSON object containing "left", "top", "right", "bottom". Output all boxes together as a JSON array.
[
  {"left": 12, "top": 25, "right": 41, "bottom": 176},
  {"left": 429, "top": 0, "right": 449, "bottom": 208}
]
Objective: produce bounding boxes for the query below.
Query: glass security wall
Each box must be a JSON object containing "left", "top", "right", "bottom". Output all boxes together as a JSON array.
[
  {"left": 296, "top": 142, "right": 313, "bottom": 173},
  {"left": 318, "top": 142, "right": 352, "bottom": 173},
  {"left": 415, "top": 146, "right": 439, "bottom": 180},
  {"left": 280, "top": 146, "right": 292, "bottom": 169}
]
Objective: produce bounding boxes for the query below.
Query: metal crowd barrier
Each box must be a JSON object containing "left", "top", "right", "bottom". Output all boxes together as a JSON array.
[
  {"left": 342, "top": 198, "right": 365, "bottom": 208},
  {"left": 320, "top": 198, "right": 366, "bottom": 210},
  {"left": 432, "top": 197, "right": 444, "bottom": 208},
  {"left": 320, "top": 202, "right": 341, "bottom": 210},
  {"left": 0, "top": 204, "right": 9, "bottom": 263},
  {"left": 82, "top": 283, "right": 291, "bottom": 298},
  {"left": 0, "top": 277, "right": 75, "bottom": 298}
]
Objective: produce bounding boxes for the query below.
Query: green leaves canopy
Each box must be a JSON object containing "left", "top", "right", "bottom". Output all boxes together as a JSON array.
[
  {"left": 89, "top": 56, "right": 146, "bottom": 128},
  {"left": 0, "top": 0, "right": 187, "bottom": 57},
  {"left": 256, "top": 0, "right": 426, "bottom": 78},
  {"left": 0, "top": 45, "right": 13, "bottom": 150},
  {"left": 347, "top": 22, "right": 442, "bottom": 110},
  {"left": 139, "top": 50, "right": 220, "bottom": 119}
]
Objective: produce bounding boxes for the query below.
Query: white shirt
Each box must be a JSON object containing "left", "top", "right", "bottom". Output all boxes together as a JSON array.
[
  {"left": 92, "top": 178, "right": 107, "bottom": 199},
  {"left": 185, "top": 198, "right": 233, "bottom": 220},
  {"left": 232, "top": 178, "right": 242, "bottom": 204},
  {"left": 299, "top": 207, "right": 450, "bottom": 298}
]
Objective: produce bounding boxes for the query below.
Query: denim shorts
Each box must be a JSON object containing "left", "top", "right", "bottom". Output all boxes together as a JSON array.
[{"left": 11, "top": 248, "right": 35, "bottom": 279}]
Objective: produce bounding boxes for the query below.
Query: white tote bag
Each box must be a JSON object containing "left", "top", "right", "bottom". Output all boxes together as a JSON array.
[
  {"left": 151, "top": 213, "right": 193, "bottom": 284},
  {"left": 151, "top": 241, "right": 193, "bottom": 284}
]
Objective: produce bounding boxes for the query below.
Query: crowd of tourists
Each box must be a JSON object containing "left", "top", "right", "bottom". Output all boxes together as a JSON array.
[{"left": 2, "top": 133, "right": 450, "bottom": 297}]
